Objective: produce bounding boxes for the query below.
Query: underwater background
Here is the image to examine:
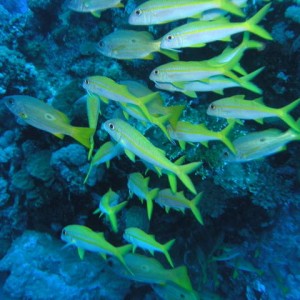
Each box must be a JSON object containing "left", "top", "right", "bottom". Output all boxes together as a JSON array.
[{"left": 0, "top": 0, "right": 300, "bottom": 299}]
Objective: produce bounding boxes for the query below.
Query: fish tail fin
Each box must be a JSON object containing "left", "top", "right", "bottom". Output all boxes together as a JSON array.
[
  {"left": 246, "top": 3, "right": 273, "bottom": 40},
  {"left": 240, "top": 32, "right": 265, "bottom": 51},
  {"left": 169, "top": 266, "right": 193, "bottom": 291},
  {"left": 189, "top": 192, "right": 204, "bottom": 225},
  {"left": 176, "top": 162, "right": 202, "bottom": 194},
  {"left": 70, "top": 126, "right": 95, "bottom": 148},
  {"left": 167, "top": 105, "right": 185, "bottom": 128},
  {"left": 280, "top": 98, "right": 300, "bottom": 132},
  {"left": 116, "top": 244, "right": 133, "bottom": 274},
  {"left": 145, "top": 188, "right": 159, "bottom": 220},
  {"left": 219, "top": 0, "right": 245, "bottom": 17},
  {"left": 163, "top": 238, "right": 176, "bottom": 268},
  {"left": 239, "top": 67, "right": 264, "bottom": 94},
  {"left": 219, "top": 120, "right": 237, "bottom": 154}
]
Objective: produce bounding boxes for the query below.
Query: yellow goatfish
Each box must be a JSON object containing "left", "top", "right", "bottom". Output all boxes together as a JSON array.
[
  {"left": 67, "top": 0, "right": 123, "bottom": 17},
  {"left": 123, "top": 227, "right": 175, "bottom": 267},
  {"left": 102, "top": 118, "right": 201, "bottom": 194},
  {"left": 207, "top": 95, "right": 300, "bottom": 132},
  {"left": 222, "top": 128, "right": 300, "bottom": 162},
  {"left": 154, "top": 189, "right": 204, "bottom": 225},
  {"left": 61, "top": 224, "right": 132, "bottom": 272},
  {"left": 168, "top": 120, "right": 236, "bottom": 154},
  {"left": 127, "top": 172, "right": 159, "bottom": 220},
  {"left": 4, "top": 95, "right": 93, "bottom": 148},
  {"left": 128, "top": 0, "right": 245, "bottom": 25},
  {"left": 107, "top": 253, "right": 193, "bottom": 291},
  {"left": 98, "top": 30, "right": 178, "bottom": 60},
  {"left": 93, "top": 189, "right": 128, "bottom": 233},
  {"left": 82, "top": 76, "right": 157, "bottom": 123},
  {"left": 160, "top": 4, "right": 272, "bottom": 50}
]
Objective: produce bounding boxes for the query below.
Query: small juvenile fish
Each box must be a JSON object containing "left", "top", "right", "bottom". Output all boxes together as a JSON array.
[
  {"left": 98, "top": 30, "right": 178, "bottom": 60},
  {"left": 107, "top": 253, "right": 193, "bottom": 291},
  {"left": 61, "top": 224, "right": 132, "bottom": 272},
  {"left": 154, "top": 189, "right": 204, "bottom": 225},
  {"left": 93, "top": 189, "right": 128, "bottom": 233},
  {"left": 128, "top": 0, "right": 245, "bottom": 25},
  {"left": 160, "top": 4, "right": 272, "bottom": 50},
  {"left": 4, "top": 95, "right": 93, "bottom": 148},
  {"left": 127, "top": 172, "right": 159, "bottom": 220},
  {"left": 123, "top": 227, "right": 175, "bottom": 267},
  {"left": 223, "top": 128, "right": 300, "bottom": 162},
  {"left": 168, "top": 120, "right": 236, "bottom": 154},
  {"left": 102, "top": 118, "right": 201, "bottom": 194},
  {"left": 206, "top": 95, "right": 300, "bottom": 132},
  {"left": 67, "top": 0, "right": 123, "bottom": 17}
]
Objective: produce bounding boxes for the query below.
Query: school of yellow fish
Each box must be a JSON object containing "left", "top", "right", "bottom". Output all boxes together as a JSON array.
[{"left": 3, "top": 0, "right": 300, "bottom": 299}]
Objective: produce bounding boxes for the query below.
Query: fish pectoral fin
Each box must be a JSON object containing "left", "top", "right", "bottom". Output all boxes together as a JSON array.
[
  {"left": 77, "top": 248, "right": 85, "bottom": 260},
  {"left": 189, "top": 43, "right": 206, "bottom": 48},
  {"left": 125, "top": 149, "right": 135, "bottom": 162},
  {"left": 53, "top": 133, "right": 64, "bottom": 139},
  {"left": 143, "top": 53, "right": 155, "bottom": 60},
  {"left": 91, "top": 10, "right": 102, "bottom": 18}
]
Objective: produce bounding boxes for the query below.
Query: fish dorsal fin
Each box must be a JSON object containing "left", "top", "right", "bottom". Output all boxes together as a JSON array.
[{"left": 254, "top": 97, "right": 265, "bottom": 105}]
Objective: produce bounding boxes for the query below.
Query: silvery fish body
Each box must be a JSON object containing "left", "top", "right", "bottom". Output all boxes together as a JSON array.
[{"left": 67, "top": 0, "right": 122, "bottom": 12}]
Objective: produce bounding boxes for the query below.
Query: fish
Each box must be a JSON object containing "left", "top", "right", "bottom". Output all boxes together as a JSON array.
[
  {"left": 155, "top": 67, "right": 264, "bottom": 96},
  {"left": 128, "top": 0, "right": 245, "bottom": 26},
  {"left": 107, "top": 253, "right": 193, "bottom": 291},
  {"left": 61, "top": 224, "right": 132, "bottom": 272},
  {"left": 82, "top": 76, "right": 157, "bottom": 124},
  {"left": 123, "top": 227, "right": 175, "bottom": 267},
  {"left": 150, "top": 35, "right": 263, "bottom": 86},
  {"left": 4, "top": 95, "right": 94, "bottom": 148},
  {"left": 160, "top": 4, "right": 272, "bottom": 50},
  {"left": 84, "top": 141, "right": 123, "bottom": 183},
  {"left": 206, "top": 95, "right": 300, "bottom": 132},
  {"left": 152, "top": 283, "right": 200, "bottom": 300},
  {"left": 67, "top": 0, "right": 123, "bottom": 17},
  {"left": 127, "top": 172, "right": 159, "bottom": 220},
  {"left": 98, "top": 29, "right": 178, "bottom": 60},
  {"left": 93, "top": 189, "right": 128, "bottom": 233},
  {"left": 223, "top": 128, "right": 300, "bottom": 162},
  {"left": 102, "top": 118, "right": 201, "bottom": 194},
  {"left": 168, "top": 120, "right": 236, "bottom": 154},
  {"left": 154, "top": 189, "right": 204, "bottom": 225}
]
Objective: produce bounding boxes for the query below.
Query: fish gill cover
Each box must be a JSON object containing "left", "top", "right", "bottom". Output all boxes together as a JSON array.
[{"left": 0, "top": 0, "right": 300, "bottom": 299}]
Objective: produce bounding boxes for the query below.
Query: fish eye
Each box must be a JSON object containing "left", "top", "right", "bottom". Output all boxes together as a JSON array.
[
  {"left": 154, "top": 69, "right": 159, "bottom": 75},
  {"left": 84, "top": 79, "right": 89, "bottom": 85},
  {"left": 62, "top": 229, "right": 66, "bottom": 235},
  {"left": 210, "top": 104, "right": 216, "bottom": 110},
  {"left": 108, "top": 123, "right": 115, "bottom": 130},
  {"left": 223, "top": 151, "right": 229, "bottom": 157},
  {"left": 167, "top": 35, "right": 174, "bottom": 41},
  {"left": 135, "top": 9, "right": 142, "bottom": 16},
  {"left": 98, "top": 41, "right": 104, "bottom": 48}
]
